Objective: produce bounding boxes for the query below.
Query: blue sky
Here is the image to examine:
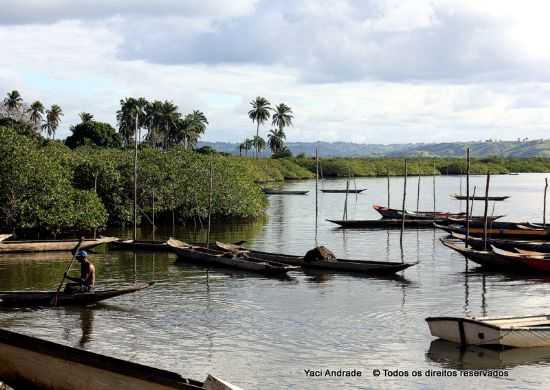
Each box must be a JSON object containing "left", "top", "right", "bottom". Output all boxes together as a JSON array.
[{"left": 1, "top": 0, "right": 550, "bottom": 143}]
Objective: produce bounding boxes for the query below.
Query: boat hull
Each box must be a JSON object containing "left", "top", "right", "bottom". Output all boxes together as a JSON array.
[
  {"left": 427, "top": 316, "right": 550, "bottom": 348},
  {"left": 0, "top": 237, "right": 118, "bottom": 254},
  {"left": 216, "top": 244, "right": 416, "bottom": 275},
  {"left": 435, "top": 224, "right": 550, "bottom": 239},
  {"left": 110, "top": 240, "right": 171, "bottom": 251},
  {"left": 320, "top": 189, "right": 365, "bottom": 194},
  {"left": 0, "top": 283, "right": 153, "bottom": 307},
  {"left": 327, "top": 219, "right": 436, "bottom": 228},
  {"left": 0, "top": 328, "right": 214, "bottom": 390}
]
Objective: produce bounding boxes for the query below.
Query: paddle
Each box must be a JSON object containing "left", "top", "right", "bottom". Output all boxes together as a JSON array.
[{"left": 51, "top": 237, "right": 85, "bottom": 306}]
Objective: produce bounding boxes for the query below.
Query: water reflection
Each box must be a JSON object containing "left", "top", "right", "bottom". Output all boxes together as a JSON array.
[{"left": 427, "top": 339, "right": 550, "bottom": 369}]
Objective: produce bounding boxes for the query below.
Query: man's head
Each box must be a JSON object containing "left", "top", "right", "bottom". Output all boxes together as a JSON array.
[{"left": 76, "top": 250, "right": 89, "bottom": 262}]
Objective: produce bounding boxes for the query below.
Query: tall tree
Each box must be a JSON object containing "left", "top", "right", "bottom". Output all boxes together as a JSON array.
[
  {"left": 252, "top": 136, "right": 266, "bottom": 157},
  {"left": 116, "top": 97, "right": 148, "bottom": 146},
  {"left": 248, "top": 96, "right": 271, "bottom": 158},
  {"left": 159, "top": 100, "right": 180, "bottom": 148},
  {"left": 79, "top": 112, "right": 94, "bottom": 123},
  {"left": 27, "top": 100, "right": 45, "bottom": 130},
  {"left": 245, "top": 138, "right": 254, "bottom": 157},
  {"left": 144, "top": 100, "right": 163, "bottom": 147},
  {"left": 3, "top": 90, "right": 23, "bottom": 118},
  {"left": 42, "top": 104, "right": 63, "bottom": 139},
  {"left": 272, "top": 103, "right": 293, "bottom": 133},
  {"left": 182, "top": 110, "right": 208, "bottom": 150},
  {"left": 267, "top": 129, "right": 285, "bottom": 154}
]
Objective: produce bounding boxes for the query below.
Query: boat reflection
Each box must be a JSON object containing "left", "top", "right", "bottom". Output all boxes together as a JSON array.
[{"left": 427, "top": 339, "right": 550, "bottom": 369}]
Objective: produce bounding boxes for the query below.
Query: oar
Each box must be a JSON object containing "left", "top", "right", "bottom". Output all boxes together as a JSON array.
[{"left": 51, "top": 237, "right": 85, "bottom": 306}]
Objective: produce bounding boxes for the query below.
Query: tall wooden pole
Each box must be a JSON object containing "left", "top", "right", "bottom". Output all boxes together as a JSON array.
[
  {"left": 343, "top": 178, "right": 349, "bottom": 220},
  {"left": 206, "top": 159, "right": 213, "bottom": 248},
  {"left": 544, "top": 178, "right": 548, "bottom": 228},
  {"left": 152, "top": 190, "right": 156, "bottom": 241},
  {"left": 387, "top": 169, "right": 391, "bottom": 208},
  {"left": 465, "top": 148, "right": 471, "bottom": 248},
  {"left": 133, "top": 111, "right": 139, "bottom": 242},
  {"left": 470, "top": 186, "right": 477, "bottom": 217},
  {"left": 483, "top": 172, "right": 491, "bottom": 250},
  {"left": 432, "top": 161, "right": 436, "bottom": 216},
  {"left": 416, "top": 174, "right": 421, "bottom": 213},
  {"left": 400, "top": 160, "right": 408, "bottom": 244},
  {"left": 315, "top": 147, "right": 319, "bottom": 244}
]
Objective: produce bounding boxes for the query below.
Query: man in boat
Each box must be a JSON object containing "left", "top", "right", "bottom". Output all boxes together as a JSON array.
[{"left": 64, "top": 250, "right": 96, "bottom": 293}]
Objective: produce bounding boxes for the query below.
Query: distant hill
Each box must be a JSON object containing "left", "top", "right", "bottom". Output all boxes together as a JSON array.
[{"left": 198, "top": 139, "right": 550, "bottom": 158}]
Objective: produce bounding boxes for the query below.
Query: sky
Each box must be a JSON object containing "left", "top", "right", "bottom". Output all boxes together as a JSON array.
[{"left": 1, "top": 0, "right": 550, "bottom": 144}]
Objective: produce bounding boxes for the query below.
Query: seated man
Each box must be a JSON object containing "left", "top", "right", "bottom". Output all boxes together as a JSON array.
[{"left": 64, "top": 250, "right": 96, "bottom": 293}]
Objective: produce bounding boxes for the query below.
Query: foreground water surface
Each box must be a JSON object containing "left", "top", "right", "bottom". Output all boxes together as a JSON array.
[{"left": 2, "top": 173, "right": 550, "bottom": 389}]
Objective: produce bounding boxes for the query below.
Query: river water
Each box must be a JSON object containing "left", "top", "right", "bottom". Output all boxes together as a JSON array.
[{"left": 2, "top": 173, "right": 550, "bottom": 389}]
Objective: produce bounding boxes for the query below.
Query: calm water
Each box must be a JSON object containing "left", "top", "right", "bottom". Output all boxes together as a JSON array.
[{"left": 2, "top": 173, "right": 550, "bottom": 389}]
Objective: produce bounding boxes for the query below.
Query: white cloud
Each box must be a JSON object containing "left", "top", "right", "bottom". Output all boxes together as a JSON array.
[{"left": 0, "top": 0, "right": 549, "bottom": 143}]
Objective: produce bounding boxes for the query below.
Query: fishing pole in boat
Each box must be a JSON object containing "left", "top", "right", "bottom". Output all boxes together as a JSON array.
[
  {"left": 400, "top": 160, "right": 408, "bottom": 249},
  {"left": 483, "top": 171, "right": 491, "bottom": 250},
  {"left": 416, "top": 172, "right": 421, "bottom": 213},
  {"left": 206, "top": 158, "right": 214, "bottom": 249},
  {"left": 387, "top": 169, "right": 391, "bottom": 208},
  {"left": 465, "top": 148, "right": 470, "bottom": 251},
  {"left": 51, "top": 237, "right": 85, "bottom": 306},
  {"left": 432, "top": 160, "right": 436, "bottom": 216}
]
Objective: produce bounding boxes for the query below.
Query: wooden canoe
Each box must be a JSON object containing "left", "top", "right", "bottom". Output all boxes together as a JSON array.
[
  {"left": 320, "top": 189, "right": 366, "bottom": 193},
  {"left": 167, "top": 240, "right": 298, "bottom": 277},
  {"left": 0, "top": 328, "right": 242, "bottom": 390},
  {"left": 0, "top": 236, "right": 118, "bottom": 254},
  {"left": 450, "top": 232, "right": 550, "bottom": 252},
  {"left": 426, "top": 314, "right": 550, "bottom": 347},
  {"left": 110, "top": 239, "right": 172, "bottom": 251},
  {"left": 492, "top": 246, "right": 550, "bottom": 273},
  {"left": 439, "top": 238, "right": 529, "bottom": 271},
  {"left": 434, "top": 223, "right": 550, "bottom": 239},
  {"left": 0, "top": 283, "right": 153, "bottom": 307},
  {"left": 373, "top": 205, "right": 504, "bottom": 222},
  {"left": 215, "top": 242, "right": 417, "bottom": 275},
  {"left": 261, "top": 188, "right": 309, "bottom": 195},
  {"left": 0, "top": 234, "right": 12, "bottom": 242},
  {"left": 327, "top": 218, "right": 436, "bottom": 228},
  {"left": 452, "top": 194, "right": 510, "bottom": 201}
]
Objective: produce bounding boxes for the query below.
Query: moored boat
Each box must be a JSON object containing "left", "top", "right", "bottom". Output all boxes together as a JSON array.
[
  {"left": 110, "top": 239, "right": 172, "bottom": 251},
  {"left": 262, "top": 188, "right": 309, "bottom": 195},
  {"left": 167, "top": 239, "right": 297, "bottom": 277},
  {"left": 215, "top": 242, "right": 417, "bottom": 275},
  {"left": 0, "top": 327, "right": 242, "bottom": 390},
  {"left": 450, "top": 232, "right": 550, "bottom": 252},
  {"left": 492, "top": 246, "right": 550, "bottom": 273},
  {"left": 453, "top": 194, "right": 510, "bottom": 201},
  {"left": 426, "top": 314, "right": 550, "bottom": 347},
  {"left": 0, "top": 234, "right": 11, "bottom": 241},
  {"left": 0, "top": 283, "right": 153, "bottom": 307},
  {"left": 327, "top": 218, "right": 436, "bottom": 228},
  {"left": 373, "top": 205, "right": 503, "bottom": 222},
  {"left": 439, "top": 238, "right": 522, "bottom": 270},
  {"left": 320, "top": 189, "right": 366, "bottom": 194},
  {"left": 434, "top": 223, "right": 550, "bottom": 239},
  {"left": 0, "top": 236, "right": 118, "bottom": 254}
]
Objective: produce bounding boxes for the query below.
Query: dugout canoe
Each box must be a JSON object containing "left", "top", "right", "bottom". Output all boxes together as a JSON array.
[
  {"left": 492, "top": 246, "right": 550, "bottom": 273},
  {"left": 110, "top": 239, "right": 172, "bottom": 251},
  {"left": 261, "top": 188, "right": 309, "bottom": 195},
  {"left": 215, "top": 242, "right": 417, "bottom": 275},
  {"left": 0, "top": 283, "right": 153, "bottom": 307},
  {"left": 426, "top": 314, "right": 550, "bottom": 347},
  {"left": 0, "top": 328, "right": 242, "bottom": 390},
  {"left": 373, "top": 205, "right": 503, "bottom": 222},
  {"left": 439, "top": 238, "right": 528, "bottom": 271},
  {"left": 434, "top": 223, "right": 550, "bottom": 239},
  {"left": 327, "top": 218, "right": 436, "bottom": 228},
  {"left": 450, "top": 232, "right": 550, "bottom": 252},
  {"left": 453, "top": 194, "right": 510, "bottom": 201},
  {"left": 167, "top": 239, "right": 297, "bottom": 277},
  {"left": 0, "top": 234, "right": 11, "bottom": 241},
  {"left": 0, "top": 236, "right": 118, "bottom": 254},
  {"left": 320, "top": 189, "right": 366, "bottom": 194}
]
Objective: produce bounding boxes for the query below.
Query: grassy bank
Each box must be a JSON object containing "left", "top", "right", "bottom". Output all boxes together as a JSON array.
[{"left": 292, "top": 157, "right": 550, "bottom": 177}]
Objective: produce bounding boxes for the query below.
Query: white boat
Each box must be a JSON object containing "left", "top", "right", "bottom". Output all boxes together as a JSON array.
[
  {"left": 426, "top": 314, "right": 550, "bottom": 347},
  {"left": 0, "top": 234, "right": 11, "bottom": 242}
]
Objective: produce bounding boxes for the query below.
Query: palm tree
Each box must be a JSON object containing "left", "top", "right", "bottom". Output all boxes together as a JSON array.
[
  {"left": 145, "top": 100, "right": 163, "bottom": 147},
  {"left": 4, "top": 90, "right": 23, "bottom": 118},
  {"left": 239, "top": 141, "right": 246, "bottom": 156},
  {"left": 27, "top": 100, "right": 45, "bottom": 129},
  {"left": 182, "top": 110, "right": 208, "bottom": 150},
  {"left": 245, "top": 138, "right": 254, "bottom": 157},
  {"left": 79, "top": 112, "right": 94, "bottom": 123},
  {"left": 272, "top": 103, "right": 293, "bottom": 132},
  {"left": 248, "top": 96, "right": 271, "bottom": 158},
  {"left": 252, "top": 136, "right": 266, "bottom": 157},
  {"left": 42, "top": 104, "right": 63, "bottom": 139},
  {"left": 116, "top": 97, "right": 148, "bottom": 146},
  {"left": 267, "top": 129, "right": 285, "bottom": 154},
  {"left": 158, "top": 101, "right": 180, "bottom": 148}
]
